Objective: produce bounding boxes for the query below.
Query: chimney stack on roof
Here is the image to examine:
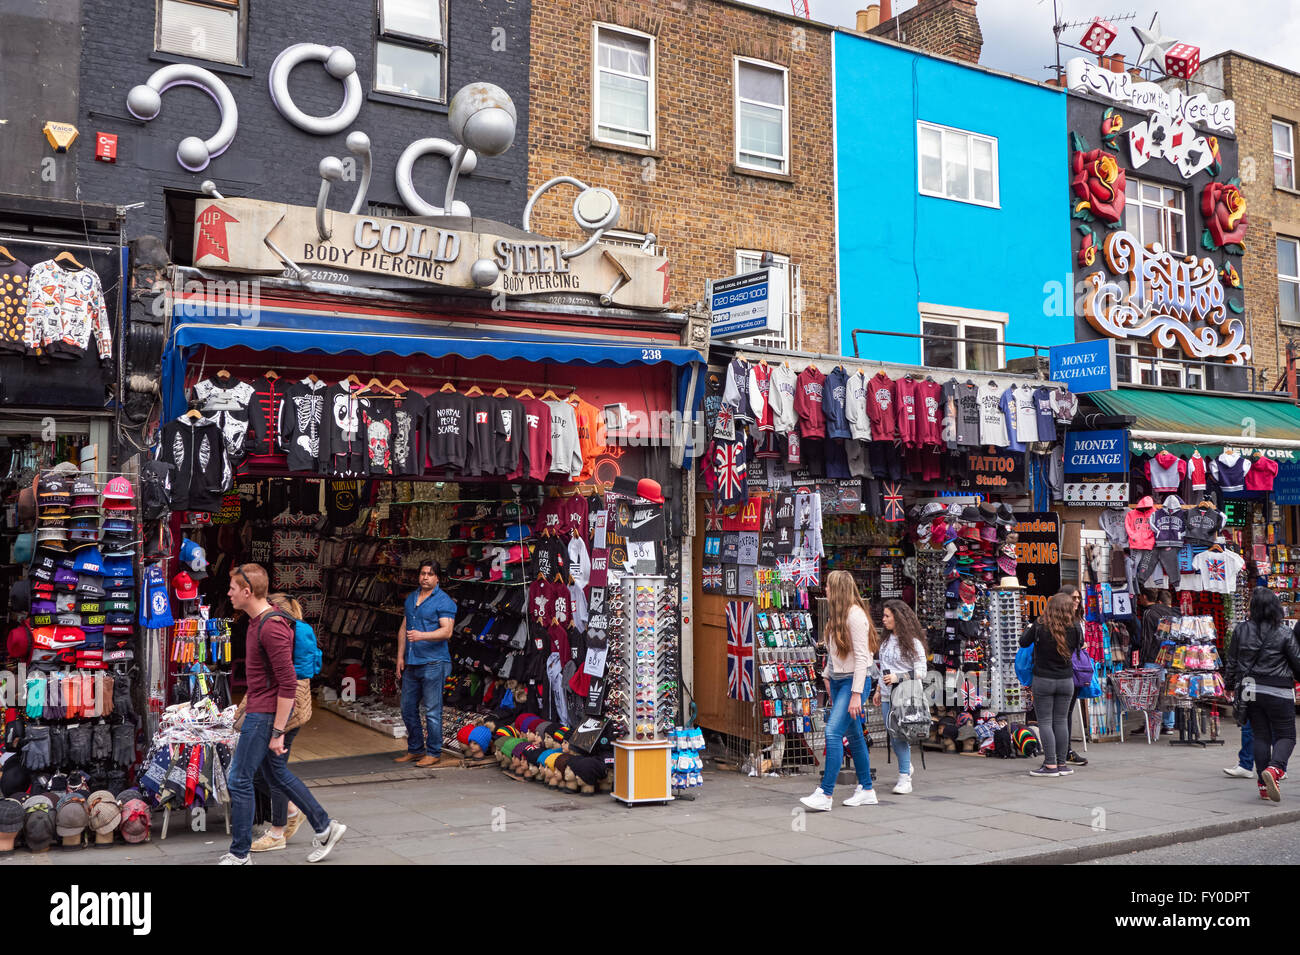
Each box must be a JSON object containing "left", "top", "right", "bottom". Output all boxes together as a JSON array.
[
  {"left": 857, "top": 6, "right": 881, "bottom": 32},
  {"left": 867, "top": 0, "right": 983, "bottom": 65}
]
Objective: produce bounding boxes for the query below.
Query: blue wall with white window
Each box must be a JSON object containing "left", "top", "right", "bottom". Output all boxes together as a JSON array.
[{"left": 833, "top": 31, "right": 1070, "bottom": 365}]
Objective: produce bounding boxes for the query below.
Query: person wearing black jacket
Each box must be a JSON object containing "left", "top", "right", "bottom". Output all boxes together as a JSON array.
[
  {"left": 1020, "top": 592, "right": 1082, "bottom": 777},
  {"left": 1225, "top": 587, "right": 1300, "bottom": 802}
]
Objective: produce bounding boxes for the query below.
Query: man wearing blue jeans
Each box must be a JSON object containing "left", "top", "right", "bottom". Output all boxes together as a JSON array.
[
  {"left": 219, "top": 563, "right": 345, "bottom": 865},
  {"left": 1224, "top": 723, "right": 1256, "bottom": 778},
  {"left": 395, "top": 561, "right": 457, "bottom": 768}
]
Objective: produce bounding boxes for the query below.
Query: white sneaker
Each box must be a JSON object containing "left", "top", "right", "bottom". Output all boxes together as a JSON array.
[
  {"left": 307, "top": 820, "right": 347, "bottom": 863},
  {"left": 1223, "top": 765, "right": 1254, "bottom": 778},
  {"left": 843, "top": 785, "right": 878, "bottom": 806},
  {"left": 893, "top": 773, "right": 913, "bottom": 794},
  {"left": 799, "top": 789, "right": 833, "bottom": 812},
  {"left": 217, "top": 852, "right": 251, "bottom": 865}
]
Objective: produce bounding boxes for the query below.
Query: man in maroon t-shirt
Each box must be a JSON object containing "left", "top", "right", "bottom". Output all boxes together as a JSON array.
[{"left": 219, "top": 563, "right": 346, "bottom": 865}]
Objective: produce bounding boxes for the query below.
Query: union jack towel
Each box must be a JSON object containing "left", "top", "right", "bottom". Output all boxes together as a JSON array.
[
  {"left": 702, "top": 563, "right": 723, "bottom": 592},
  {"left": 726, "top": 600, "right": 755, "bottom": 701},
  {"left": 713, "top": 438, "right": 748, "bottom": 508},
  {"left": 703, "top": 497, "right": 724, "bottom": 532},
  {"left": 883, "top": 482, "right": 905, "bottom": 522},
  {"left": 794, "top": 557, "right": 820, "bottom": 588},
  {"left": 775, "top": 555, "right": 797, "bottom": 583}
]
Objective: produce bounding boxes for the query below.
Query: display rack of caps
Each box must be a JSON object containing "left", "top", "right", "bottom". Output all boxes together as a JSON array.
[
  {"left": 717, "top": 359, "right": 1077, "bottom": 450},
  {"left": 909, "top": 501, "right": 1019, "bottom": 587},
  {"left": 443, "top": 499, "right": 537, "bottom": 584},
  {"left": 34, "top": 472, "right": 137, "bottom": 555},
  {"left": 175, "top": 370, "right": 610, "bottom": 485},
  {"left": 0, "top": 771, "right": 148, "bottom": 854},
  {"left": 483, "top": 711, "right": 615, "bottom": 794}
]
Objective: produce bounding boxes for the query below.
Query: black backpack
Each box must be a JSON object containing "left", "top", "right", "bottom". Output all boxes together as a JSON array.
[{"left": 139, "top": 459, "right": 175, "bottom": 521}]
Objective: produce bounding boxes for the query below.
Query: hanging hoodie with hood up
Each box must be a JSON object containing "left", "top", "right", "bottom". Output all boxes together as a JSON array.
[
  {"left": 1145, "top": 451, "right": 1186, "bottom": 493},
  {"left": 1150, "top": 495, "right": 1185, "bottom": 548},
  {"left": 1125, "top": 496, "right": 1156, "bottom": 550}
]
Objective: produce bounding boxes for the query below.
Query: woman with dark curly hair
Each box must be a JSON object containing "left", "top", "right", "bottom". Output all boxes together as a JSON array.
[{"left": 870, "top": 599, "right": 928, "bottom": 794}]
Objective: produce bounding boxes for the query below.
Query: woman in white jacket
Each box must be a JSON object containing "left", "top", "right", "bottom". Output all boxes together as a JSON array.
[
  {"left": 871, "top": 599, "right": 928, "bottom": 794},
  {"left": 800, "top": 570, "right": 877, "bottom": 812}
]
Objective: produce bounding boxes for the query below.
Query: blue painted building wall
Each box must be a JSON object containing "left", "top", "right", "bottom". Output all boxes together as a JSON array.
[{"left": 833, "top": 31, "right": 1070, "bottom": 365}]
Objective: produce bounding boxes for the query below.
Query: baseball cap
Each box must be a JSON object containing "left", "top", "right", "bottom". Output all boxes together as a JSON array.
[
  {"left": 173, "top": 572, "right": 198, "bottom": 600},
  {"left": 37, "top": 476, "right": 71, "bottom": 506},
  {"left": 179, "top": 537, "right": 208, "bottom": 575},
  {"left": 102, "top": 477, "right": 135, "bottom": 507}
]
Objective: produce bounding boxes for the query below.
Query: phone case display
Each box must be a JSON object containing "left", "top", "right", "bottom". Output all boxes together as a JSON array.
[
  {"left": 610, "top": 575, "right": 673, "bottom": 805},
  {"left": 986, "top": 588, "right": 1026, "bottom": 712}
]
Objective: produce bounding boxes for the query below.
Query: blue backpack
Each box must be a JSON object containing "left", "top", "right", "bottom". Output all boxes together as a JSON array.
[
  {"left": 1015, "top": 643, "right": 1035, "bottom": 687},
  {"left": 268, "top": 612, "right": 323, "bottom": 679}
]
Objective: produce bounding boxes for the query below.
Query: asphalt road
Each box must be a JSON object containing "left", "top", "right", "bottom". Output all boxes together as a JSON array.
[{"left": 1081, "top": 820, "right": 1300, "bottom": 864}]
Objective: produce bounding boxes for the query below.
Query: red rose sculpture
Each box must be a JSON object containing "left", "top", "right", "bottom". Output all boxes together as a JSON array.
[
  {"left": 1071, "top": 149, "right": 1126, "bottom": 223},
  {"left": 1202, "top": 182, "right": 1247, "bottom": 248}
]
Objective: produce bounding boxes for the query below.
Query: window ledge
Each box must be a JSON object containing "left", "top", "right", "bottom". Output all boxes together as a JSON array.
[
  {"left": 730, "top": 163, "right": 793, "bottom": 183},
  {"left": 588, "top": 138, "right": 662, "bottom": 160},
  {"left": 1275, "top": 184, "right": 1300, "bottom": 198},
  {"left": 368, "top": 90, "right": 449, "bottom": 113},
  {"left": 149, "top": 51, "right": 253, "bottom": 78}
]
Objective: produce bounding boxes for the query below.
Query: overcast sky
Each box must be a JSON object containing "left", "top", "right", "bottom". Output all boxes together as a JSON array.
[{"left": 748, "top": 0, "right": 1300, "bottom": 80}]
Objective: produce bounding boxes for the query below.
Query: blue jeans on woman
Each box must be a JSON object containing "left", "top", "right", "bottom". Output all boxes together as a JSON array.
[
  {"left": 880, "top": 701, "right": 912, "bottom": 774},
  {"left": 254, "top": 727, "right": 301, "bottom": 827},
  {"left": 228, "top": 712, "right": 330, "bottom": 858},
  {"left": 400, "top": 660, "right": 449, "bottom": 757},
  {"left": 820, "top": 676, "right": 873, "bottom": 796}
]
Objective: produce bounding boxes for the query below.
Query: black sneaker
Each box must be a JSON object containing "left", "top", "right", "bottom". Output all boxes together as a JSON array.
[
  {"left": 1029, "top": 763, "right": 1060, "bottom": 777},
  {"left": 1066, "top": 750, "right": 1088, "bottom": 766}
]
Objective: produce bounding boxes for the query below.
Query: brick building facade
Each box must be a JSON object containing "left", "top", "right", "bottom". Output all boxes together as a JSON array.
[
  {"left": 527, "top": 0, "right": 837, "bottom": 352},
  {"left": 868, "top": 0, "right": 982, "bottom": 65},
  {"left": 1195, "top": 53, "right": 1300, "bottom": 387}
]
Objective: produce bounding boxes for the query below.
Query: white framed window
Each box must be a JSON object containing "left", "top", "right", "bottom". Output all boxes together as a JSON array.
[
  {"left": 734, "top": 58, "right": 788, "bottom": 174},
  {"left": 1123, "top": 177, "right": 1186, "bottom": 254},
  {"left": 1275, "top": 120, "right": 1295, "bottom": 190},
  {"left": 917, "top": 121, "right": 998, "bottom": 207},
  {"left": 918, "top": 304, "right": 1006, "bottom": 370},
  {"left": 734, "top": 250, "right": 801, "bottom": 350},
  {"left": 1126, "top": 342, "right": 1200, "bottom": 389},
  {"left": 601, "top": 229, "right": 661, "bottom": 255},
  {"left": 593, "top": 24, "right": 655, "bottom": 149},
  {"left": 156, "top": 0, "right": 243, "bottom": 65},
  {"left": 1280, "top": 236, "right": 1300, "bottom": 327},
  {"left": 374, "top": 0, "right": 447, "bottom": 103}
]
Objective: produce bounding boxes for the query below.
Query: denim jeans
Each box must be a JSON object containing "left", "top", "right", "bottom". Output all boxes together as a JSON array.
[
  {"left": 254, "top": 727, "right": 300, "bottom": 828},
  {"left": 1031, "top": 675, "right": 1074, "bottom": 766},
  {"left": 1248, "top": 695, "right": 1297, "bottom": 780},
  {"left": 1238, "top": 722, "right": 1255, "bottom": 771},
  {"left": 228, "top": 712, "right": 329, "bottom": 858},
  {"left": 880, "top": 701, "right": 911, "bottom": 774},
  {"left": 400, "top": 661, "right": 449, "bottom": 756},
  {"left": 820, "top": 676, "right": 872, "bottom": 796}
]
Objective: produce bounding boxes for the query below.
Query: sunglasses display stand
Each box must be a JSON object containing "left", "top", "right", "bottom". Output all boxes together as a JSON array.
[
  {"left": 611, "top": 575, "right": 674, "bottom": 805},
  {"left": 987, "top": 588, "right": 1026, "bottom": 714}
]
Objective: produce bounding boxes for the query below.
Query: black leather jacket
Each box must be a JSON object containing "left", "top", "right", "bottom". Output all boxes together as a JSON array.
[{"left": 1225, "top": 621, "right": 1300, "bottom": 690}]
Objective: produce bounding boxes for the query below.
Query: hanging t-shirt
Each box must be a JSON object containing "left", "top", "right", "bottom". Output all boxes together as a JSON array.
[
  {"left": 424, "top": 391, "right": 471, "bottom": 471},
  {"left": 915, "top": 379, "right": 944, "bottom": 448},
  {"left": 721, "top": 359, "right": 751, "bottom": 422},
  {"left": 866, "top": 372, "right": 897, "bottom": 441},
  {"left": 545, "top": 400, "right": 583, "bottom": 479},
  {"left": 323, "top": 380, "right": 371, "bottom": 477},
  {"left": 954, "top": 381, "right": 981, "bottom": 448},
  {"left": 822, "top": 367, "right": 851, "bottom": 440},
  {"left": 845, "top": 370, "right": 871, "bottom": 441},
  {"left": 571, "top": 397, "right": 607, "bottom": 483},
  {"left": 1192, "top": 548, "right": 1245, "bottom": 593},
  {"left": 1014, "top": 385, "right": 1041, "bottom": 444},
  {"left": 769, "top": 364, "right": 799, "bottom": 434},
  {"left": 391, "top": 391, "right": 427, "bottom": 477},
  {"left": 748, "top": 363, "right": 774, "bottom": 432},
  {"left": 896, "top": 376, "right": 920, "bottom": 447},
  {"left": 794, "top": 366, "right": 827, "bottom": 438},
  {"left": 978, "top": 383, "right": 1009, "bottom": 447},
  {"left": 0, "top": 257, "right": 30, "bottom": 355},
  {"left": 1244, "top": 455, "right": 1279, "bottom": 491},
  {"left": 1032, "top": 387, "right": 1057, "bottom": 443},
  {"left": 466, "top": 395, "right": 507, "bottom": 477},
  {"left": 999, "top": 387, "right": 1024, "bottom": 453},
  {"left": 518, "top": 398, "right": 552, "bottom": 481},
  {"left": 492, "top": 396, "right": 526, "bottom": 477},
  {"left": 361, "top": 397, "right": 396, "bottom": 476}
]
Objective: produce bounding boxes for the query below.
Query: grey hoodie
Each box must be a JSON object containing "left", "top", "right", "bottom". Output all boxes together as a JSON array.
[{"left": 1098, "top": 507, "right": 1129, "bottom": 549}]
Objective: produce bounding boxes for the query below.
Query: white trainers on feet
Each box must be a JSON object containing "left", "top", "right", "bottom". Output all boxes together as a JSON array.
[
  {"left": 1223, "top": 765, "right": 1254, "bottom": 778},
  {"left": 892, "top": 773, "right": 913, "bottom": 794},
  {"left": 217, "top": 852, "right": 251, "bottom": 865},
  {"left": 307, "top": 820, "right": 347, "bottom": 863},
  {"left": 799, "top": 789, "right": 833, "bottom": 812},
  {"left": 843, "top": 785, "right": 879, "bottom": 806}
]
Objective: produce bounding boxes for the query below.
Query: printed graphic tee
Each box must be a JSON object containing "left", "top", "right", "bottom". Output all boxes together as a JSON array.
[
  {"left": 425, "top": 391, "right": 471, "bottom": 471},
  {"left": 546, "top": 400, "right": 583, "bottom": 479},
  {"left": 518, "top": 398, "right": 553, "bottom": 481},
  {"left": 466, "top": 395, "right": 507, "bottom": 477},
  {"left": 977, "top": 383, "right": 1009, "bottom": 447},
  {"left": 794, "top": 366, "right": 827, "bottom": 438},
  {"left": 1192, "top": 548, "right": 1244, "bottom": 593}
]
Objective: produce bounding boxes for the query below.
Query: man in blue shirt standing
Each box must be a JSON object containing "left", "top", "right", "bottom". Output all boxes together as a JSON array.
[{"left": 395, "top": 561, "right": 457, "bottom": 767}]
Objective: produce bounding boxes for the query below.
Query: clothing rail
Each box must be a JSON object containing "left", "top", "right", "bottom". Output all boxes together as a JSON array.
[{"left": 185, "top": 359, "right": 578, "bottom": 395}]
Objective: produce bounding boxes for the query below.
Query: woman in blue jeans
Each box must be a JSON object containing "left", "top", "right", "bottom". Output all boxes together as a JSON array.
[
  {"left": 871, "top": 599, "right": 928, "bottom": 795},
  {"left": 801, "top": 571, "right": 877, "bottom": 812},
  {"left": 1019, "top": 592, "right": 1082, "bottom": 777}
]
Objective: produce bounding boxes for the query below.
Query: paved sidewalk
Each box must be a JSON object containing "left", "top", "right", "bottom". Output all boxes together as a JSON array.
[{"left": 10, "top": 732, "right": 1297, "bottom": 865}]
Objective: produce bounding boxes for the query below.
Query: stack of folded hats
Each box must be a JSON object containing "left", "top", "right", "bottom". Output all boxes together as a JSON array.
[
  {"left": 35, "top": 471, "right": 71, "bottom": 553},
  {"left": 67, "top": 475, "right": 101, "bottom": 553},
  {"left": 99, "top": 477, "right": 137, "bottom": 559},
  {"left": 101, "top": 551, "right": 135, "bottom": 662}
]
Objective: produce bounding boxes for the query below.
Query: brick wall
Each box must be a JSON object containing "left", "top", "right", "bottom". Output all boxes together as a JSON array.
[
  {"left": 1216, "top": 53, "right": 1300, "bottom": 386},
  {"left": 869, "top": 0, "right": 982, "bottom": 65},
  {"left": 527, "top": 0, "right": 837, "bottom": 352}
]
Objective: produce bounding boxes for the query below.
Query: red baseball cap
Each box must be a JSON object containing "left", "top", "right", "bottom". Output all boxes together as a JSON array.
[{"left": 173, "top": 572, "right": 198, "bottom": 601}]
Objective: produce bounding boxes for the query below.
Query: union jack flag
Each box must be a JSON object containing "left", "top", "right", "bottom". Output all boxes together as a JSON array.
[
  {"left": 703, "top": 498, "right": 723, "bottom": 532},
  {"left": 883, "top": 482, "right": 905, "bottom": 522},
  {"left": 726, "top": 600, "right": 755, "bottom": 701},
  {"left": 794, "top": 557, "right": 820, "bottom": 588},
  {"left": 775, "top": 555, "right": 797, "bottom": 582},
  {"left": 702, "top": 564, "right": 723, "bottom": 591},
  {"left": 714, "top": 439, "right": 748, "bottom": 506}
]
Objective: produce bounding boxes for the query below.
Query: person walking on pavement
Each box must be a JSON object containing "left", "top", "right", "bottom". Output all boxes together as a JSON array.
[
  {"left": 1224, "top": 586, "right": 1300, "bottom": 802},
  {"left": 871, "top": 599, "right": 927, "bottom": 795},
  {"left": 1224, "top": 589, "right": 1259, "bottom": 780},
  {"left": 1020, "top": 592, "right": 1082, "bottom": 777},
  {"left": 800, "top": 570, "right": 877, "bottom": 811},
  {"left": 220, "top": 564, "right": 346, "bottom": 865},
  {"left": 395, "top": 561, "right": 457, "bottom": 768},
  {"left": 250, "top": 593, "right": 314, "bottom": 852}
]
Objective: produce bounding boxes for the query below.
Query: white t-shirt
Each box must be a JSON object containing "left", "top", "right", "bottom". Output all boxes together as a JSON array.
[
  {"left": 977, "top": 383, "right": 1009, "bottom": 447},
  {"left": 1192, "top": 549, "right": 1245, "bottom": 594},
  {"left": 1014, "top": 385, "right": 1041, "bottom": 444}
]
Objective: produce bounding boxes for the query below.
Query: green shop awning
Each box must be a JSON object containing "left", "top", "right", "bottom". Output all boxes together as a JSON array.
[{"left": 1089, "top": 388, "right": 1300, "bottom": 462}]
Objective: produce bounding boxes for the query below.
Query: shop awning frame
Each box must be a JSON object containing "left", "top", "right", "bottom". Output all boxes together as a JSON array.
[{"left": 1087, "top": 387, "right": 1300, "bottom": 457}]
